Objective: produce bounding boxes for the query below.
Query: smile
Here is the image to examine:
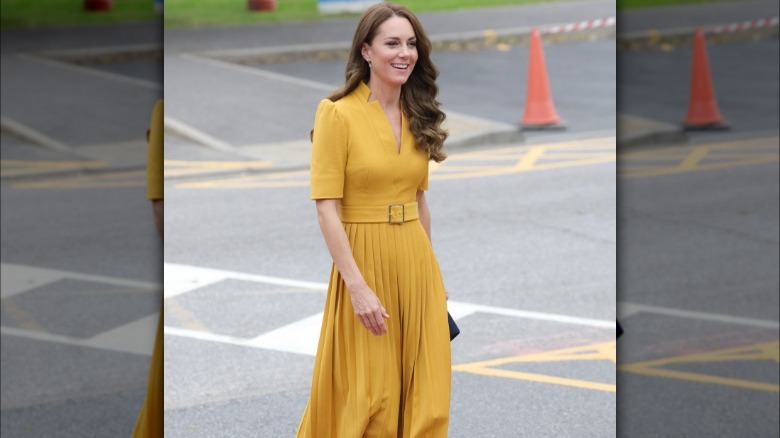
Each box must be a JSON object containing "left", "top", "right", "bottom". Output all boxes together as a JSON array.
[{"left": 391, "top": 64, "right": 409, "bottom": 70}]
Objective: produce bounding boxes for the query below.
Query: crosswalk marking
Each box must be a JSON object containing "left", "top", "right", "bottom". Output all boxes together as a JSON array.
[
  {"left": 1, "top": 263, "right": 160, "bottom": 355},
  {"left": 162, "top": 262, "right": 615, "bottom": 357}
]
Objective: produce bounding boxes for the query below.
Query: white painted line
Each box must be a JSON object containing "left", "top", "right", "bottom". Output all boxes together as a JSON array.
[
  {"left": 0, "top": 116, "right": 85, "bottom": 156},
  {"left": 1, "top": 321, "right": 155, "bottom": 356},
  {"left": 1, "top": 263, "right": 159, "bottom": 297},
  {"left": 17, "top": 53, "right": 161, "bottom": 90},
  {"left": 162, "top": 263, "right": 616, "bottom": 355},
  {"left": 164, "top": 325, "right": 255, "bottom": 348},
  {"left": 619, "top": 302, "right": 779, "bottom": 329},
  {"left": 164, "top": 262, "right": 328, "bottom": 299},
  {"left": 164, "top": 116, "right": 238, "bottom": 153},
  {"left": 465, "top": 302, "right": 615, "bottom": 328},
  {"left": 82, "top": 314, "right": 158, "bottom": 355},
  {"left": 249, "top": 312, "right": 324, "bottom": 356},
  {"left": 1, "top": 264, "right": 65, "bottom": 298},
  {"left": 179, "top": 53, "right": 336, "bottom": 92}
]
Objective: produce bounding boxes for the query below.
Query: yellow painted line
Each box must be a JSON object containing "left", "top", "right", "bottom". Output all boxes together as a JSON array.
[
  {"left": 0, "top": 297, "right": 46, "bottom": 332},
  {"left": 453, "top": 341, "right": 616, "bottom": 392},
  {"left": 677, "top": 146, "right": 711, "bottom": 170},
  {"left": 619, "top": 341, "right": 780, "bottom": 392},
  {"left": 171, "top": 137, "right": 617, "bottom": 189},
  {"left": 432, "top": 154, "right": 615, "bottom": 181},
  {"left": 454, "top": 363, "right": 616, "bottom": 392},
  {"left": 164, "top": 297, "right": 211, "bottom": 332},
  {"left": 512, "top": 146, "right": 547, "bottom": 170},
  {"left": 621, "top": 156, "right": 779, "bottom": 179}
]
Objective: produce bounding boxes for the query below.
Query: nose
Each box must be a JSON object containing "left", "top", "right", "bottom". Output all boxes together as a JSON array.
[{"left": 399, "top": 45, "right": 409, "bottom": 58}]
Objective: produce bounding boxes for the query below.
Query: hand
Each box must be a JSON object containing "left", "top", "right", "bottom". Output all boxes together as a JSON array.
[{"left": 349, "top": 284, "right": 390, "bottom": 335}]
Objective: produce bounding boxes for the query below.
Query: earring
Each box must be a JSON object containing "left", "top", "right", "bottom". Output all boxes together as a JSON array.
[{"left": 366, "top": 59, "right": 372, "bottom": 68}]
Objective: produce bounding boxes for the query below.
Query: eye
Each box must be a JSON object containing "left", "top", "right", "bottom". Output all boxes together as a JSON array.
[
  {"left": 408, "top": 41, "right": 417, "bottom": 48},
  {"left": 386, "top": 41, "right": 398, "bottom": 47}
]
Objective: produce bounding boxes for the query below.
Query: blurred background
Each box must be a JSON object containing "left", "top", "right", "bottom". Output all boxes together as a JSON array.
[
  {"left": 616, "top": 0, "right": 779, "bottom": 436},
  {"left": 1, "top": 1, "right": 162, "bottom": 436}
]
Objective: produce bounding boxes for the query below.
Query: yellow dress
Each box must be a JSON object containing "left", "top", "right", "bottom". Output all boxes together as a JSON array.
[
  {"left": 133, "top": 99, "right": 163, "bottom": 438},
  {"left": 297, "top": 82, "right": 451, "bottom": 438}
]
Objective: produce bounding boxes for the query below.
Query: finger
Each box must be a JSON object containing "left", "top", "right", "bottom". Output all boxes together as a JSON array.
[
  {"left": 365, "top": 312, "right": 380, "bottom": 335},
  {"left": 370, "top": 310, "right": 386, "bottom": 335},
  {"left": 359, "top": 314, "right": 376, "bottom": 335},
  {"left": 381, "top": 306, "right": 390, "bottom": 319}
]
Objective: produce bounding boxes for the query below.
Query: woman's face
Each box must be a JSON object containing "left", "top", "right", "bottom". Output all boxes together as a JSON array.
[{"left": 362, "top": 16, "right": 418, "bottom": 88}]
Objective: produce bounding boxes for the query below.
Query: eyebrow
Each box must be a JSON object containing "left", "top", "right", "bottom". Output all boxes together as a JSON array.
[{"left": 383, "top": 36, "right": 417, "bottom": 40}]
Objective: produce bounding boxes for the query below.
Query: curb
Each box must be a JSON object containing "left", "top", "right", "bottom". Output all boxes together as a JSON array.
[
  {"left": 616, "top": 115, "right": 688, "bottom": 148},
  {"left": 618, "top": 17, "right": 779, "bottom": 51},
  {"left": 199, "top": 22, "right": 616, "bottom": 65}
]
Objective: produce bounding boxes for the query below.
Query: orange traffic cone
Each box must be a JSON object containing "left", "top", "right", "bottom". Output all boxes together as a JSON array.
[
  {"left": 684, "top": 28, "right": 729, "bottom": 130},
  {"left": 520, "top": 28, "right": 565, "bottom": 130}
]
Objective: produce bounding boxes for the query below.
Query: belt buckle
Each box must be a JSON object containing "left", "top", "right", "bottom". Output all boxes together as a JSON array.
[{"left": 388, "top": 204, "right": 405, "bottom": 224}]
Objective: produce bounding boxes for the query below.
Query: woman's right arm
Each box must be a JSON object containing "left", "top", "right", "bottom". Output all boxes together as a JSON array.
[{"left": 316, "top": 199, "right": 389, "bottom": 336}]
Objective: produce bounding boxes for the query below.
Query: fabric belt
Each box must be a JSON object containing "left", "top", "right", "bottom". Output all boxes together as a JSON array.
[{"left": 340, "top": 202, "right": 419, "bottom": 224}]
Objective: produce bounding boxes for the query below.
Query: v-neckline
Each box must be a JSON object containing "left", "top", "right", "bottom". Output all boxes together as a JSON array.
[{"left": 359, "top": 81, "right": 404, "bottom": 156}]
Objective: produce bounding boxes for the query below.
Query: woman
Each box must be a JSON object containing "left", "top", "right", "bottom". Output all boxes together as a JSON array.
[
  {"left": 297, "top": 3, "right": 451, "bottom": 437},
  {"left": 133, "top": 99, "right": 163, "bottom": 437}
]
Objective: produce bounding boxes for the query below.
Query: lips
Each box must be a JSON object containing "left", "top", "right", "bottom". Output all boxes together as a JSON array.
[{"left": 391, "top": 63, "right": 409, "bottom": 70}]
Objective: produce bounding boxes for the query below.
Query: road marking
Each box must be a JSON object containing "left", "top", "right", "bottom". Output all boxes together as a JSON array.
[
  {"left": 620, "top": 341, "right": 779, "bottom": 392},
  {"left": 164, "top": 262, "right": 326, "bottom": 299},
  {"left": 17, "top": 53, "right": 161, "bottom": 90},
  {"left": 163, "top": 263, "right": 615, "bottom": 356},
  {"left": 180, "top": 53, "right": 336, "bottom": 92},
  {"left": 619, "top": 302, "right": 780, "bottom": 329},
  {"left": 453, "top": 341, "right": 616, "bottom": 392},
  {"left": 164, "top": 160, "right": 273, "bottom": 178},
  {"left": 165, "top": 297, "right": 212, "bottom": 332},
  {"left": 0, "top": 263, "right": 159, "bottom": 354},
  {"left": 164, "top": 116, "right": 242, "bottom": 153},
  {"left": 1, "top": 296, "right": 46, "bottom": 332},
  {"left": 1, "top": 315, "right": 157, "bottom": 356},
  {"left": 619, "top": 136, "right": 779, "bottom": 178},
  {"left": 170, "top": 136, "right": 616, "bottom": 189},
  {"left": 1, "top": 116, "right": 90, "bottom": 157},
  {"left": 1, "top": 263, "right": 159, "bottom": 298},
  {"left": 11, "top": 169, "right": 147, "bottom": 189}
]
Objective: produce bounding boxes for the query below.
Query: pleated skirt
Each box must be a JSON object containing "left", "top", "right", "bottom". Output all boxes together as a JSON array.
[
  {"left": 133, "top": 310, "right": 163, "bottom": 437},
  {"left": 297, "top": 219, "right": 451, "bottom": 438}
]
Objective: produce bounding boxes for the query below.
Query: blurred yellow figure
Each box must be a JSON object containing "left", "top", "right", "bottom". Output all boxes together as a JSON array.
[{"left": 133, "top": 99, "right": 163, "bottom": 437}]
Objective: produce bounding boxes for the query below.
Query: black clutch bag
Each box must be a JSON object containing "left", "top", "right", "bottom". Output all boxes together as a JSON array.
[{"left": 448, "top": 312, "right": 460, "bottom": 341}]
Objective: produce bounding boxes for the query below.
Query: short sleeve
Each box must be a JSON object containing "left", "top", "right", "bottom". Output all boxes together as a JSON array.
[
  {"left": 146, "top": 99, "right": 163, "bottom": 200},
  {"left": 418, "top": 160, "right": 429, "bottom": 191},
  {"left": 310, "top": 99, "right": 348, "bottom": 199}
]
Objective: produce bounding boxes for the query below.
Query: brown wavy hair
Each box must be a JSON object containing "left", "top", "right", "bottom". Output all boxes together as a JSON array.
[{"left": 326, "top": 2, "right": 448, "bottom": 162}]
